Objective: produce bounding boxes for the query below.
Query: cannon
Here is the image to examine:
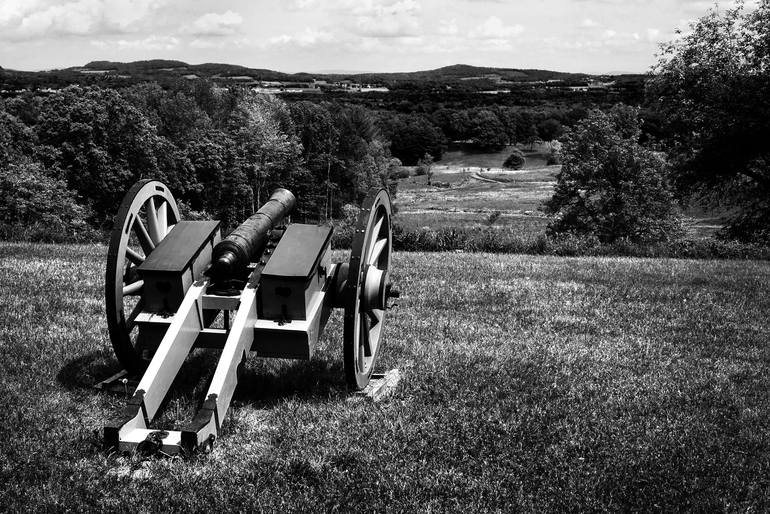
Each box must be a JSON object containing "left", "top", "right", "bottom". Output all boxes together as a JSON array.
[{"left": 103, "top": 180, "right": 396, "bottom": 454}]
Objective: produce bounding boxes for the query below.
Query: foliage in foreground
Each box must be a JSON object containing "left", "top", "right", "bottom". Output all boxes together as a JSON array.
[
  {"left": 545, "top": 105, "right": 682, "bottom": 243},
  {"left": 1, "top": 244, "right": 768, "bottom": 511},
  {"left": 648, "top": 0, "right": 770, "bottom": 243}
]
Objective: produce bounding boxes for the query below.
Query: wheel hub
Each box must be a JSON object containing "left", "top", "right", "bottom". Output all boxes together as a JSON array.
[{"left": 362, "top": 265, "right": 387, "bottom": 311}]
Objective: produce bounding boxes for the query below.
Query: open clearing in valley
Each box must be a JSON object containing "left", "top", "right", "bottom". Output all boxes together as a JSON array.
[
  {"left": 394, "top": 145, "right": 724, "bottom": 238},
  {"left": 1, "top": 242, "right": 768, "bottom": 511}
]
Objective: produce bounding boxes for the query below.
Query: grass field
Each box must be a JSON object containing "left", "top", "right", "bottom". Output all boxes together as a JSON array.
[
  {"left": 1, "top": 242, "right": 769, "bottom": 511},
  {"left": 394, "top": 145, "right": 725, "bottom": 240},
  {"left": 395, "top": 165, "right": 557, "bottom": 235},
  {"left": 438, "top": 144, "right": 551, "bottom": 171}
]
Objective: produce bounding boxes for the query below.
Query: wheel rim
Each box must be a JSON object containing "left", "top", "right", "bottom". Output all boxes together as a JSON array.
[
  {"left": 344, "top": 188, "right": 392, "bottom": 389},
  {"left": 105, "top": 180, "right": 180, "bottom": 372}
]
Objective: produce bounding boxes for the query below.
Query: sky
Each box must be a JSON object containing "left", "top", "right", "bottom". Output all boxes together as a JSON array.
[{"left": 0, "top": 0, "right": 750, "bottom": 74}]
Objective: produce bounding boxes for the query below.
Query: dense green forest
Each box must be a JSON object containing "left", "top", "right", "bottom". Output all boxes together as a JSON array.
[
  {"left": 0, "top": 78, "right": 604, "bottom": 240},
  {"left": 0, "top": 82, "right": 401, "bottom": 239}
]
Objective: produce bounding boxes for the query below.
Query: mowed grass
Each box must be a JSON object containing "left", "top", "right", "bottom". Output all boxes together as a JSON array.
[
  {"left": 1, "top": 242, "right": 769, "bottom": 511},
  {"left": 439, "top": 144, "right": 551, "bottom": 170}
]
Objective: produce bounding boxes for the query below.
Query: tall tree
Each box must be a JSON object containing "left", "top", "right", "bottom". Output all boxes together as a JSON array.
[
  {"left": 229, "top": 92, "right": 301, "bottom": 209},
  {"left": 378, "top": 112, "right": 446, "bottom": 165},
  {"left": 33, "top": 86, "right": 172, "bottom": 223},
  {"left": 647, "top": 0, "right": 770, "bottom": 242},
  {"left": 467, "top": 109, "right": 507, "bottom": 151},
  {"left": 545, "top": 106, "right": 682, "bottom": 243}
]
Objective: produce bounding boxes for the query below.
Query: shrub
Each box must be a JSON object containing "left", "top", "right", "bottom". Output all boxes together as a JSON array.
[
  {"left": 545, "top": 106, "right": 683, "bottom": 243},
  {"left": 388, "top": 224, "right": 769, "bottom": 259},
  {"left": 389, "top": 167, "right": 410, "bottom": 180},
  {"left": 486, "top": 210, "right": 502, "bottom": 225},
  {"left": 0, "top": 161, "right": 95, "bottom": 242},
  {"left": 415, "top": 153, "right": 434, "bottom": 185},
  {"left": 330, "top": 204, "right": 360, "bottom": 249},
  {"left": 503, "top": 149, "right": 526, "bottom": 170},
  {"left": 546, "top": 149, "right": 562, "bottom": 165}
]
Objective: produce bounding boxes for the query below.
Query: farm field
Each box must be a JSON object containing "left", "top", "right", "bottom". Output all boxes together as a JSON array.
[
  {"left": 395, "top": 145, "right": 557, "bottom": 235},
  {"left": 1, "top": 242, "right": 769, "bottom": 511}
]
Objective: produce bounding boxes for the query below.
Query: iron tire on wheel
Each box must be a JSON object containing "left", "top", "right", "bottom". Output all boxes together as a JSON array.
[
  {"left": 343, "top": 188, "right": 393, "bottom": 389},
  {"left": 105, "top": 180, "right": 180, "bottom": 373}
]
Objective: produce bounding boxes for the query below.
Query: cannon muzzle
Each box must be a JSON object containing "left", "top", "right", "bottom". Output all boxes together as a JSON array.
[{"left": 207, "top": 188, "right": 296, "bottom": 280}]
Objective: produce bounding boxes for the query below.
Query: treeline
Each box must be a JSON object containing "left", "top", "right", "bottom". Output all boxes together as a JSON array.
[
  {"left": 288, "top": 90, "right": 659, "bottom": 164},
  {"left": 367, "top": 103, "right": 580, "bottom": 164},
  {"left": 290, "top": 91, "right": 625, "bottom": 164},
  {"left": 0, "top": 78, "right": 592, "bottom": 240},
  {"left": 0, "top": 81, "right": 398, "bottom": 241}
]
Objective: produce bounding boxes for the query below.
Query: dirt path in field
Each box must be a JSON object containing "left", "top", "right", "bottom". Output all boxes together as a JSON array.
[
  {"left": 398, "top": 207, "right": 549, "bottom": 216},
  {"left": 469, "top": 172, "right": 502, "bottom": 183},
  {"left": 430, "top": 164, "right": 555, "bottom": 176}
]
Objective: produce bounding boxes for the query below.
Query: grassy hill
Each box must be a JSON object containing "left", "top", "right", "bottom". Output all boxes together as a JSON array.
[
  {"left": 1, "top": 242, "right": 769, "bottom": 511},
  {"left": 1, "top": 60, "right": 604, "bottom": 90}
]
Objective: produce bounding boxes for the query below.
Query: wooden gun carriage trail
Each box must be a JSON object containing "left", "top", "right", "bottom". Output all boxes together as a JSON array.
[{"left": 101, "top": 180, "right": 399, "bottom": 456}]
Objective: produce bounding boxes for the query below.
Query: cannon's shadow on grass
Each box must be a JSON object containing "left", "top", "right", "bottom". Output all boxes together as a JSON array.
[
  {"left": 235, "top": 358, "right": 348, "bottom": 407},
  {"left": 57, "top": 349, "right": 348, "bottom": 408},
  {"left": 57, "top": 351, "right": 122, "bottom": 391}
]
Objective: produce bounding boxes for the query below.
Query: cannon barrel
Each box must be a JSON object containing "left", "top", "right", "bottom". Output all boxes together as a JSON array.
[{"left": 207, "top": 188, "right": 296, "bottom": 280}]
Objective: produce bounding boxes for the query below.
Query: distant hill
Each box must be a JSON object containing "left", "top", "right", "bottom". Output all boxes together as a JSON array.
[
  {"left": 353, "top": 64, "right": 586, "bottom": 83},
  {"left": 76, "top": 61, "right": 588, "bottom": 84},
  {"left": 82, "top": 60, "right": 294, "bottom": 81},
  {"left": 1, "top": 60, "right": 615, "bottom": 91}
]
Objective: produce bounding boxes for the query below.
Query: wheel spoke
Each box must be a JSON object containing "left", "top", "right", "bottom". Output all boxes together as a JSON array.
[
  {"left": 369, "top": 238, "right": 388, "bottom": 265},
  {"left": 126, "top": 300, "right": 144, "bottom": 331},
  {"left": 368, "top": 309, "right": 384, "bottom": 352},
  {"left": 156, "top": 199, "right": 168, "bottom": 239},
  {"left": 126, "top": 247, "right": 144, "bottom": 266},
  {"left": 146, "top": 197, "right": 162, "bottom": 245},
  {"left": 367, "top": 309, "right": 382, "bottom": 326},
  {"left": 366, "top": 216, "right": 384, "bottom": 260},
  {"left": 122, "top": 280, "right": 144, "bottom": 296},
  {"left": 133, "top": 218, "right": 155, "bottom": 254},
  {"left": 361, "top": 315, "right": 372, "bottom": 357},
  {"left": 358, "top": 333, "right": 366, "bottom": 370}
]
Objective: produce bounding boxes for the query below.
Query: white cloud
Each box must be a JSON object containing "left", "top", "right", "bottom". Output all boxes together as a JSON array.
[
  {"left": 289, "top": 0, "right": 419, "bottom": 15},
  {"left": 438, "top": 18, "right": 459, "bottom": 36},
  {"left": 581, "top": 18, "right": 600, "bottom": 28},
  {"left": 351, "top": 0, "right": 420, "bottom": 17},
  {"left": 90, "top": 35, "right": 179, "bottom": 50},
  {"left": 646, "top": 28, "right": 661, "bottom": 41},
  {"left": 266, "top": 28, "right": 335, "bottom": 47},
  {"left": 351, "top": 14, "right": 420, "bottom": 37},
  {"left": 470, "top": 16, "right": 524, "bottom": 39},
  {"left": 0, "top": 0, "right": 159, "bottom": 41},
  {"left": 287, "top": 0, "right": 421, "bottom": 38},
  {"left": 118, "top": 35, "right": 179, "bottom": 49},
  {"left": 190, "top": 36, "right": 252, "bottom": 49},
  {"left": 185, "top": 10, "right": 243, "bottom": 36}
]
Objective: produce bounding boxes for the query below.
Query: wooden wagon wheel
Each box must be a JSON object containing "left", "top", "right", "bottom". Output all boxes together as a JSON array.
[
  {"left": 105, "top": 180, "right": 180, "bottom": 373},
  {"left": 344, "top": 188, "right": 393, "bottom": 389}
]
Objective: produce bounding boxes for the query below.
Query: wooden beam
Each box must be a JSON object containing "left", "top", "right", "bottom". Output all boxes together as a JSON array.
[{"left": 134, "top": 280, "right": 206, "bottom": 418}]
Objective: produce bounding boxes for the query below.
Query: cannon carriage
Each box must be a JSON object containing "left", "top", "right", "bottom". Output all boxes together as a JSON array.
[{"left": 102, "top": 180, "right": 397, "bottom": 455}]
